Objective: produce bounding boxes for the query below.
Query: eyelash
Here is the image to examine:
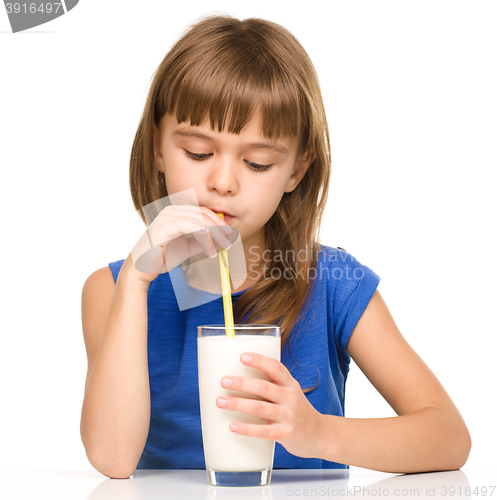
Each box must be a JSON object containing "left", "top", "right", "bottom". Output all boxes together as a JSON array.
[{"left": 183, "top": 149, "right": 273, "bottom": 172}]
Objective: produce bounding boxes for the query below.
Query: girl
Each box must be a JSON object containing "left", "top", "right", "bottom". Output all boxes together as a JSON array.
[{"left": 80, "top": 14, "right": 471, "bottom": 479}]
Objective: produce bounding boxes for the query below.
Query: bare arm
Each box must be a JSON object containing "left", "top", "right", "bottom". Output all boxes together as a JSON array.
[
  {"left": 80, "top": 254, "right": 151, "bottom": 479},
  {"left": 318, "top": 290, "right": 472, "bottom": 473},
  {"left": 79, "top": 205, "right": 232, "bottom": 478},
  {"left": 206, "top": 286, "right": 471, "bottom": 472}
]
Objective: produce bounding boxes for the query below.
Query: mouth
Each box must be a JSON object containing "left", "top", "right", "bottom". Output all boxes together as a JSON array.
[{"left": 208, "top": 208, "right": 235, "bottom": 220}]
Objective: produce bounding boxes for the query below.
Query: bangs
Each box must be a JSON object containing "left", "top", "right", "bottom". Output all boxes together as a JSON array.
[{"left": 160, "top": 40, "right": 310, "bottom": 149}]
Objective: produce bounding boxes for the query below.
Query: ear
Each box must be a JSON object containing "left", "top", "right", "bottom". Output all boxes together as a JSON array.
[
  {"left": 153, "top": 124, "right": 164, "bottom": 173},
  {"left": 284, "top": 152, "right": 315, "bottom": 193}
]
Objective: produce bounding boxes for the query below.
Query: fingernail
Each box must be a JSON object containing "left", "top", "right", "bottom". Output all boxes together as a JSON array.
[
  {"left": 241, "top": 354, "right": 251, "bottom": 363},
  {"left": 229, "top": 423, "right": 239, "bottom": 432},
  {"left": 223, "top": 237, "right": 232, "bottom": 248},
  {"left": 223, "top": 226, "right": 234, "bottom": 235},
  {"left": 217, "top": 397, "right": 227, "bottom": 407},
  {"left": 221, "top": 377, "right": 232, "bottom": 388}
]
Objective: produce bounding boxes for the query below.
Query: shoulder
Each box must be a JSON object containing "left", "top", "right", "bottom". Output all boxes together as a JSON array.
[
  {"left": 82, "top": 266, "right": 116, "bottom": 301},
  {"left": 317, "top": 245, "right": 380, "bottom": 296},
  {"left": 315, "top": 245, "right": 377, "bottom": 286},
  {"left": 316, "top": 244, "right": 361, "bottom": 267},
  {"left": 81, "top": 257, "right": 126, "bottom": 304},
  {"left": 81, "top": 260, "right": 124, "bottom": 324},
  {"left": 315, "top": 244, "right": 381, "bottom": 351}
]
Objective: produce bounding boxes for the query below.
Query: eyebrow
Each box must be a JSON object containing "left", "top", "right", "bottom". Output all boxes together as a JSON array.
[{"left": 172, "top": 129, "right": 289, "bottom": 155}]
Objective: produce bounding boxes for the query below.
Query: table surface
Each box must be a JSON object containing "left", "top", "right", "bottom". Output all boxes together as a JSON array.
[{"left": 0, "top": 468, "right": 495, "bottom": 500}]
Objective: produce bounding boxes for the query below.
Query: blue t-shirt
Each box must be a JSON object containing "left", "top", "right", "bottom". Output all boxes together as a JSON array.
[{"left": 108, "top": 245, "right": 380, "bottom": 470}]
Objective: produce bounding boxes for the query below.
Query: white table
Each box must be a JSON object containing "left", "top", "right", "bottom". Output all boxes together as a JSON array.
[{"left": 0, "top": 468, "right": 495, "bottom": 500}]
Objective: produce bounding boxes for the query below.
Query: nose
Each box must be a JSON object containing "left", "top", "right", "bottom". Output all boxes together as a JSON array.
[{"left": 206, "top": 156, "right": 239, "bottom": 195}]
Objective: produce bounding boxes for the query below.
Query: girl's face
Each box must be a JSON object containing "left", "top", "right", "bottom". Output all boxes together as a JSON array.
[{"left": 153, "top": 111, "right": 311, "bottom": 260}]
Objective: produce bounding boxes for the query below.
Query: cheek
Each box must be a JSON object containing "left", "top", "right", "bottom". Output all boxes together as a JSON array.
[
  {"left": 163, "top": 152, "right": 195, "bottom": 190},
  {"left": 251, "top": 175, "right": 288, "bottom": 203},
  {"left": 249, "top": 192, "right": 282, "bottom": 227}
]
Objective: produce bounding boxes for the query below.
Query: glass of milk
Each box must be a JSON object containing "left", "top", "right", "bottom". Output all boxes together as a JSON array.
[{"left": 197, "top": 324, "right": 281, "bottom": 487}]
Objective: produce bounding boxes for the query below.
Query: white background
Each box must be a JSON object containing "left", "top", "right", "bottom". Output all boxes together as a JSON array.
[{"left": 1, "top": 0, "right": 495, "bottom": 471}]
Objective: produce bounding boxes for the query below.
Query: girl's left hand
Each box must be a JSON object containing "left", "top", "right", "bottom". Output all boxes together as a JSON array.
[{"left": 216, "top": 352, "right": 325, "bottom": 459}]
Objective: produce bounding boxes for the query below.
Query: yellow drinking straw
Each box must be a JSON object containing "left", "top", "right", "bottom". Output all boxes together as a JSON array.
[{"left": 216, "top": 213, "right": 235, "bottom": 338}]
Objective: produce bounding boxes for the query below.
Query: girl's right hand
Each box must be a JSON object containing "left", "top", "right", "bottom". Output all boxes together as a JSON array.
[{"left": 125, "top": 205, "right": 234, "bottom": 286}]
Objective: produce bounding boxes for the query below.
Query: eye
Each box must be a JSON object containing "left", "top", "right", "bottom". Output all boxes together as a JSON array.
[
  {"left": 184, "top": 149, "right": 273, "bottom": 172},
  {"left": 245, "top": 160, "right": 273, "bottom": 172},
  {"left": 184, "top": 149, "right": 212, "bottom": 161}
]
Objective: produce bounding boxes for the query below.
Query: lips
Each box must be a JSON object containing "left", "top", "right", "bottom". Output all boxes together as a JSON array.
[{"left": 208, "top": 208, "right": 234, "bottom": 217}]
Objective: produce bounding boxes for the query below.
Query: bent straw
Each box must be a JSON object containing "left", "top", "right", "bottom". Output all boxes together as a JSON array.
[{"left": 216, "top": 213, "right": 235, "bottom": 338}]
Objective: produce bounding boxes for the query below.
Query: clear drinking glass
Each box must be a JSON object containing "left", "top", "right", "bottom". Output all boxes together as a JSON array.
[{"left": 197, "top": 324, "right": 281, "bottom": 487}]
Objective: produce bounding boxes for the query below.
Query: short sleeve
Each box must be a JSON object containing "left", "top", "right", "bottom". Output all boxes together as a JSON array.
[
  {"left": 326, "top": 248, "right": 381, "bottom": 353},
  {"left": 108, "top": 259, "right": 125, "bottom": 284}
]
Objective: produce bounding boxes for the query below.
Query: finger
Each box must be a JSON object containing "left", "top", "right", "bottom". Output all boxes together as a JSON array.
[
  {"left": 190, "top": 228, "right": 219, "bottom": 258},
  {"left": 202, "top": 207, "right": 234, "bottom": 229},
  {"left": 228, "top": 422, "right": 280, "bottom": 441},
  {"left": 164, "top": 231, "right": 215, "bottom": 264},
  {"left": 155, "top": 208, "right": 232, "bottom": 254},
  {"left": 216, "top": 395, "right": 279, "bottom": 421},
  {"left": 148, "top": 217, "right": 212, "bottom": 259},
  {"left": 220, "top": 376, "right": 284, "bottom": 404},
  {"left": 164, "top": 226, "right": 228, "bottom": 263},
  {"left": 149, "top": 214, "right": 222, "bottom": 259},
  {"left": 158, "top": 205, "right": 233, "bottom": 234},
  {"left": 189, "top": 207, "right": 235, "bottom": 246},
  {"left": 189, "top": 229, "right": 230, "bottom": 259},
  {"left": 199, "top": 221, "right": 233, "bottom": 252},
  {"left": 240, "top": 353, "right": 296, "bottom": 388},
  {"left": 149, "top": 215, "right": 206, "bottom": 244},
  {"left": 183, "top": 236, "right": 212, "bottom": 260}
]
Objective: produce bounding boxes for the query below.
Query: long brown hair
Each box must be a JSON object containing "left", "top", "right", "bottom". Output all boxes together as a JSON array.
[{"left": 130, "top": 14, "right": 331, "bottom": 363}]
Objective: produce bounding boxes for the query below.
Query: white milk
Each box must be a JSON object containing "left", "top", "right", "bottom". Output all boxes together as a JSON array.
[{"left": 198, "top": 334, "right": 281, "bottom": 471}]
